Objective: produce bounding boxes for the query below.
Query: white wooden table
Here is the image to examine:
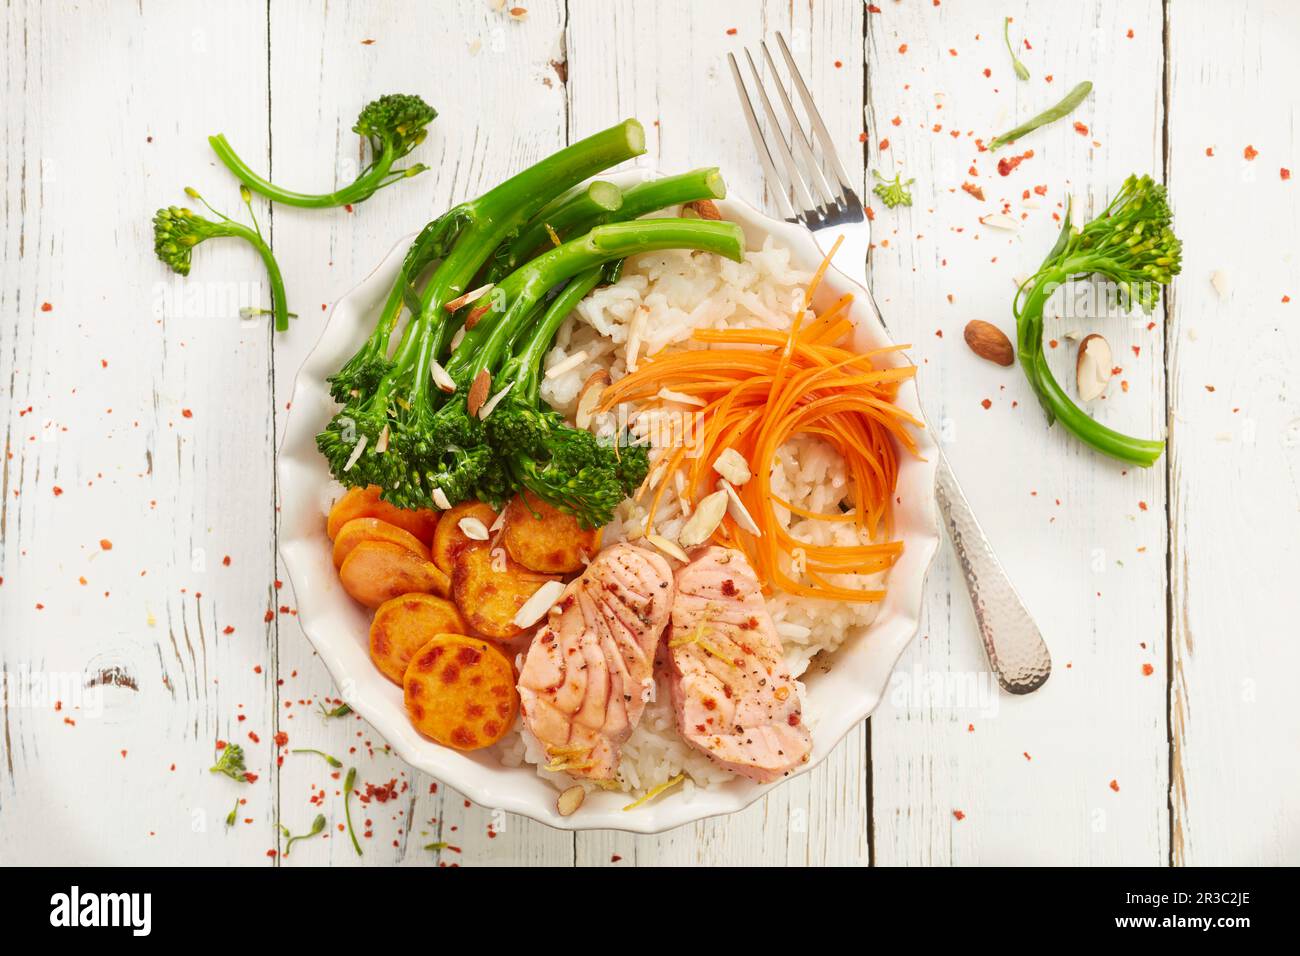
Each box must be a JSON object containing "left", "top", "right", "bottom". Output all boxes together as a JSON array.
[{"left": 1, "top": 0, "right": 1296, "bottom": 867}]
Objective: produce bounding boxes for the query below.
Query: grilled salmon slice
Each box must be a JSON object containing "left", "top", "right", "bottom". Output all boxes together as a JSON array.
[
  {"left": 517, "top": 543, "right": 674, "bottom": 780},
  {"left": 667, "top": 546, "right": 812, "bottom": 783}
]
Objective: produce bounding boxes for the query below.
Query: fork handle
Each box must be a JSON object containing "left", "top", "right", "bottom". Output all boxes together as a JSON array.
[
  {"left": 818, "top": 227, "right": 1050, "bottom": 694},
  {"left": 935, "top": 454, "right": 1051, "bottom": 693}
]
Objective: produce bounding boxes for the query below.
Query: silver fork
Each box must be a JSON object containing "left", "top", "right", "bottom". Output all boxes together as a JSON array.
[{"left": 729, "top": 34, "right": 1050, "bottom": 694}]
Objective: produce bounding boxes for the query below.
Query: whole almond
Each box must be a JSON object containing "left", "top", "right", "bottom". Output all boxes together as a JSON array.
[
  {"left": 963, "top": 320, "right": 1015, "bottom": 367},
  {"left": 687, "top": 199, "right": 722, "bottom": 220},
  {"left": 466, "top": 369, "right": 491, "bottom": 417}
]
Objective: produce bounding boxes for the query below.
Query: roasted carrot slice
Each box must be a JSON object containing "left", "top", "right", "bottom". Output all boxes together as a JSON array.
[
  {"left": 431, "top": 500, "right": 499, "bottom": 574},
  {"left": 338, "top": 540, "right": 450, "bottom": 609},
  {"left": 404, "top": 633, "right": 518, "bottom": 750},
  {"left": 370, "top": 593, "right": 469, "bottom": 685},
  {"left": 332, "top": 517, "right": 432, "bottom": 569},
  {"left": 451, "top": 541, "right": 559, "bottom": 640},
  {"left": 501, "top": 492, "right": 598, "bottom": 574},
  {"left": 326, "top": 485, "right": 440, "bottom": 545}
]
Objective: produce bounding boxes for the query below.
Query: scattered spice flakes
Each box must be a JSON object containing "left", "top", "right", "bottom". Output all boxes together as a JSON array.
[
  {"left": 879, "top": 137, "right": 890, "bottom": 150},
  {"left": 1073, "top": 121, "right": 1089, "bottom": 136},
  {"left": 1109, "top": 779, "right": 1120, "bottom": 792},
  {"left": 983, "top": 67, "right": 991, "bottom": 78},
  {"left": 1142, "top": 663, "right": 1154, "bottom": 676},
  {"left": 980, "top": 398, "right": 992, "bottom": 410},
  {"left": 181, "top": 408, "right": 193, "bottom": 418},
  {"left": 725, "top": 27, "right": 737, "bottom": 35},
  {"left": 952, "top": 809, "right": 966, "bottom": 821},
  {"left": 222, "top": 555, "right": 232, "bottom": 566},
  {"left": 867, "top": 3, "right": 881, "bottom": 11},
  {"left": 99, "top": 538, "right": 113, "bottom": 551},
  {"left": 1282, "top": 168, "right": 1291, "bottom": 181},
  {"left": 1127, "top": 28, "right": 1134, "bottom": 39},
  {"left": 52, "top": 486, "right": 63, "bottom": 496},
  {"left": 508, "top": 5, "right": 528, "bottom": 19},
  {"left": 1283, "top": 295, "right": 1291, "bottom": 303},
  {"left": 961, "top": 182, "right": 985, "bottom": 201},
  {"left": 1244, "top": 145, "right": 1259, "bottom": 160},
  {"left": 1138, "top": 501, "right": 1148, "bottom": 511},
  {"left": 40, "top": 302, "right": 53, "bottom": 312},
  {"left": 1205, "top": 146, "right": 1215, "bottom": 157},
  {"left": 611, "top": 854, "right": 623, "bottom": 863},
  {"left": 834, "top": 60, "right": 843, "bottom": 69},
  {"left": 360, "top": 38, "right": 375, "bottom": 45},
  {"left": 898, "top": 43, "right": 908, "bottom": 54}
]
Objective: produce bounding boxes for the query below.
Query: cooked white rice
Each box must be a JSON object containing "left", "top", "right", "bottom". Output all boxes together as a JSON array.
[{"left": 495, "top": 234, "right": 892, "bottom": 798}]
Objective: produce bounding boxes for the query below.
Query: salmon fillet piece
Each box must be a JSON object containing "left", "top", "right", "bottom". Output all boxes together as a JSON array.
[
  {"left": 517, "top": 543, "right": 674, "bottom": 780},
  {"left": 667, "top": 546, "right": 812, "bottom": 783}
]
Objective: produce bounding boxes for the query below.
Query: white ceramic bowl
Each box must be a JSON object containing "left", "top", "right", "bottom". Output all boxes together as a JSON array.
[{"left": 277, "top": 169, "right": 940, "bottom": 833}]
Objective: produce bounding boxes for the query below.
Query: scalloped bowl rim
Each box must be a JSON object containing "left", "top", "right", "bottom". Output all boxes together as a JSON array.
[{"left": 276, "top": 168, "right": 939, "bottom": 833}]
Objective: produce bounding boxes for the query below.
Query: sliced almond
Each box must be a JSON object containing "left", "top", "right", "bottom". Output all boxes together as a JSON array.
[
  {"left": 375, "top": 423, "right": 390, "bottom": 454},
  {"left": 963, "top": 320, "right": 1015, "bottom": 367},
  {"left": 712, "top": 448, "right": 752, "bottom": 486},
  {"left": 1210, "top": 269, "right": 1231, "bottom": 299},
  {"left": 719, "top": 479, "right": 762, "bottom": 536},
  {"left": 646, "top": 533, "right": 689, "bottom": 563},
  {"left": 444, "top": 283, "right": 494, "bottom": 313},
  {"left": 657, "top": 387, "right": 706, "bottom": 408},
  {"left": 678, "top": 489, "right": 728, "bottom": 548},
  {"left": 342, "top": 434, "right": 368, "bottom": 473},
  {"left": 626, "top": 308, "right": 648, "bottom": 373},
  {"left": 488, "top": 510, "right": 507, "bottom": 534},
  {"left": 686, "top": 199, "right": 722, "bottom": 220},
  {"left": 978, "top": 212, "right": 1020, "bottom": 231},
  {"left": 513, "top": 579, "right": 566, "bottom": 629},
  {"left": 430, "top": 360, "right": 457, "bottom": 394},
  {"left": 478, "top": 381, "right": 514, "bottom": 420},
  {"left": 556, "top": 785, "right": 585, "bottom": 816},
  {"left": 458, "top": 516, "right": 490, "bottom": 541},
  {"left": 1076, "top": 333, "right": 1113, "bottom": 402},
  {"left": 575, "top": 370, "right": 611, "bottom": 430},
  {"left": 449, "top": 326, "right": 467, "bottom": 351},
  {"left": 466, "top": 369, "right": 491, "bottom": 417},
  {"left": 544, "top": 350, "right": 589, "bottom": 380},
  {"left": 431, "top": 487, "right": 452, "bottom": 510},
  {"left": 464, "top": 302, "right": 491, "bottom": 329}
]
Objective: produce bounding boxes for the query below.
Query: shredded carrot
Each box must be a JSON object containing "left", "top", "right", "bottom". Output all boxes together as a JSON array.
[{"left": 600, "top": 242, "right": 922, "bottom": 604}]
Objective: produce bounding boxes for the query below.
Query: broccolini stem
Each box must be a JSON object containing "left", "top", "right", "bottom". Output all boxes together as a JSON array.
[
  {"left": 223, "top": 218, "right": 290, "bottom": 332},
  {"left": 1016, "top": 268, "right": 1165, "bottom": 466},
  {"left": 399, "top": 120, "right": 647, "bottom": 404},
  {"left": 516, "top": 268, "right": 606, "bottom": 404},
  {"left": 449, "top": 218, "right": 745, "bottom": 383},
  {"left": 209, "top": 134, "right": 407, "bottom": 208},
  {"left": 988, "top": 81, "right": 1092, "bottom": 151}
]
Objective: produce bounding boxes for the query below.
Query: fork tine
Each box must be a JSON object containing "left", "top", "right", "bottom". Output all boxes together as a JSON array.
[
  {"left": 759, "top": 41, "right": 838, "bottom": 209},
  {"left": 742, "top": 48, "right": 822, "bottom": 219},
  {"left": 775, "top": 32, "right": 857, "bottom": 201},
  {"left": 727, "top": 52, "right": 797, "bottom": 221}
]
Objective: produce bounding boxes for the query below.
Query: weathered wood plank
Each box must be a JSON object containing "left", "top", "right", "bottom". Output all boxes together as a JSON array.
[
  {"left": 1166, "top": 0, "right": 1300, "bottom": 866},
  {"left": 0, "top": 0, "right": 278, "bottom": 864},
  {"left": 865, "top": 0, "right": 1170, "bottom": 865}
]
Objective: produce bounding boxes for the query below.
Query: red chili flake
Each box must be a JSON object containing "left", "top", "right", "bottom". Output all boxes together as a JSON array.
[
  {"left": 857, "top": 131, "right": 867, "bottom": 142},
  {"left": 1131, "top": 345, "right": 1141, "bottom": 357},
  {"left": 1283, "top": 295, "right": 1291, "bottom": 303},
  {"left": 1048, "top": 339, "right": 1059, "bottom": 349},
  {"left": 725, "top": 27, "right": 737, "bottom": 35},
  {"left": 1073, "top": 121, "right": 1089, "bottom": 136},
  {"left": 1023, "top": 752, "right": 1032, "bottom": 761},
  {"left": 222, "top": 555, "right": 231, "bottom": 566},
  {"left": 934, "top": 329, "right": 943, "bottom": 337},
  {"left": 52, "top": 486, "right": 63, "bottom": 496},
  {"left": 39, "top": 301, "right": 55, "bottom": 313},
  {"left": 983, "top": 68, "right": 991, "bottom": 77},
  {"left": 865, "top": 206, "right": 875, "bottom": 221},
  {"left": 344, "top": 203, "right": 355, "bottom": 213},
  {"left": 611, "top": 853, "right": 623, "bottom": 862},
  {"left": 99, "top": 539, "right": 113, "bottom": 550},
  {"left": 1138, "top": 501, "right": 1149, "bottom": 511},
  {"left": 867, "top": 3, "right": 881, "bottom": 11},
  {"left": 1126, "top": 28, "right": 1134, "bottom": 39},
  {"left": 961, "top": 182, "right": 985, "bottom": 201},
  {"left": 1109, "top": 779, "right": 1120, "bottom": 792},
  {"left": 1205, "top": 147, "right": 1215, "bottom": 157},
  {"left": 1033, "top": 184, "right": 1048, "bottom": 196},
  {"left": 1205, "top": 385, "right": 1216, "bottom": 393},
  {"left": 967, "top": 723, "right": 975, "bottom": 732},
  {"left": 980, "top": 398, "right": 992, "bottom": 410},
  {"left": 360, "top": 38, "right": 375, "bottom": 45},
  {"left": 879, "top": 138, "right": 890, "bottom": 150},
  {"left": 833, "top": 60, "right": 843, "bottom": 69},
  {"left": 222, "top": 625, "right": 234, "bottom": 635},
  {"left": 948, "top": 48, "right": 957, "bottom": 56},
  {"left": 264, "top": 609, "right": 274, "bottom": 622},
  {"left": 1142, "top": 663, "right": 1154, "bottom": 676},
  {"left": 266, "top": 849, "right": 277, "bottom": 858},
  {"left": 274, "top": 731, "right": 288, "bottom": 747},
  {"left": 952, "top": 809, "right": 966, "bottom": 821},
  {"left": 181, "top": 408, "right": 193, "bottom": 418},
  {"left": 898, "top": 43, "right": 908, "bottom": 54},
  {"left": 244, "top": 772, "right": 258, "bottom": 783},
  {"left": 1244, "top": 145, "right": 1258, "bottom": 160},
  {"left": 248, "top": 731, "right": 261, "bottom": 744},
  {"left": 1282, "top": 168, "right": 1291, "bottom": 180}
]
